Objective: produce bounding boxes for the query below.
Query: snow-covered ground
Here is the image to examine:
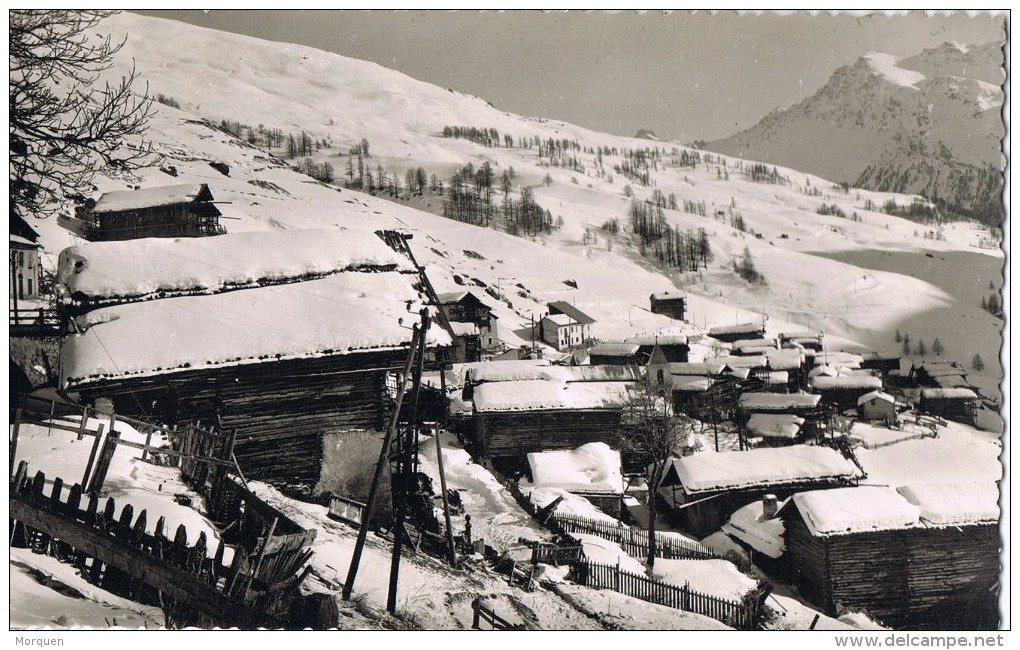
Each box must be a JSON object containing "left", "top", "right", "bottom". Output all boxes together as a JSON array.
[{"left": 9, "top": 10, "right": 1007, "bottom": 634}]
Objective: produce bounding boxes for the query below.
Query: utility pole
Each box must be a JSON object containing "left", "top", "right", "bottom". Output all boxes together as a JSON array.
[{"left": 343, "top": 313, "right": 426, "bottom": 601}]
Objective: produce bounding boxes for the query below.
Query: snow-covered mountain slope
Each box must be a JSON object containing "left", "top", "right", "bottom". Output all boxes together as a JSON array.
[
  {"left": 705, "top": 41, "right": 1005, "bottom": 224},
  {"left": 27, "top": 12, "right": 1004, "bottom": 405}
]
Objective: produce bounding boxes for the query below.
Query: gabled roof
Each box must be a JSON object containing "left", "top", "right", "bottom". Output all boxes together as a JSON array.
[
  {"left": 11, "top": 213, "right": 40, "bottom": 242},
  {"left": 738, "top": 392, "right": 822, "bottom": 411},
  {"left": 668, "top": 362, "right": 726, "bottom": 376},
  {"left": 547, "top": 301, "right": 596, "bottom": 324},
  {"left": 811, "top": 375, "right": 883, "bottom": 391},
  {"left": 920, "top": 388, "right": 978, "bottom": 400},
  {"left": 588, "top": 342, "right": 640, "bottom": 357},
  {"left": 747, "top": 413, "right": 805, "bottom": 439},
  {"left": 650, "top": 290, "right": 687, "bottom": 301},
  {"left": 627, "top": 334, "right": 689, "bottom": 347},
  {"left": 647, "top": 344, "right": 669, "bottom": 367},
  {"left": 708, "top": 322, "right": 765, "bottom": 336},
  {"left": 665, "top": 445, "right": 863, "bottom": 494},
  {"left": 437, "top": 290, "right": 492, "bottom": 309},
  {"left": 93, "top": 184, "right": 215, "bottom": 213},
  {"left": 857, "top": 390, "right": 895, "bottom": 406},
  {"left": 472, "top": 380, "right": 636, "bottom": 412}
]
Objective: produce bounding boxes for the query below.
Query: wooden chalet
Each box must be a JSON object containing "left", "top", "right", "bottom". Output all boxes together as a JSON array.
[
  {"left": 649, "top": 290, "right": 687, "bottom": 321},
  {"left": 438, "top": 290, "right": 500, "bottom": 361},
  {"left": 856, "top": 390, "right": 897, "bottom": 422},
  {"left": 626, "top": 334, "right": 690, "bottom": 363},
  {"left": 810, "top": 374, "right": 884, "bottom": 410},
  {"left": 859, "top": 353, "right": 902, "bottom": 375},
  {"left": 469, "top": 379, "right": 636, "bottom": 466},
  {"left": 779, "top": 331, "right": 824, "bottom": 352},
  {"left": 660, "top": 445, "right": 864, "bottom": 537},
  {"left": 919, "top": 388, "right": 979, "bottom": 425},
  {"left": 667, "top": 362, "right": 734, "bottom": 420},
  {"left": 736, "top": 392, "right": 824, "bottom": 429},
  {"left": 910, "top": 361, "right": 971, "bottom": 390},
  {"left": 781, "top": 483, "right": 1000, "bottom": 629},
  {"left": 707, "top": 322, "right": 766, "bottom": 343},
  {"left": 587, "top": 342, "right": 640, "bottom": 366},
  {"left": 58, "top": 230, "right": 451, "bottom": 482},
  {"left": 84, "top": 184, "right": 225, "bottom": 241}
]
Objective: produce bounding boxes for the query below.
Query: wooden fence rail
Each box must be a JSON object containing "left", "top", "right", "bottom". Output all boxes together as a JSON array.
[
  {"left": 548, "top": 512, "right": 720, "bottom": 561},
  {"left": 573, "top": 560, "right": 768, "bottom": 630},
  {"left": 9, "top": 464, "right": 280, "bottom": 628},
  {"left": 10, "top": 306, "right": 62, "bottom": 336},
  {"left": 471, "top": 598, "right": 523, "bottom": 630}
]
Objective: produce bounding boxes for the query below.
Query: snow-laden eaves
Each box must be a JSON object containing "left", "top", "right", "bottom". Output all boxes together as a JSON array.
[
  {"left": 794, "top": 486, "right": 921, "bottom": 537},
  {"left": 811, "top": 375, "right": 883, "bottom": 391},
  {"left": 746, "top": 413, "right": 805, "bottom": 439},
  {"left": 523, "top": 442, "right": 623, "bottom": 494},
  {"left": 738, "top": 392, "right": 821, "bottom": 411},
  {"left": 897, "top": 482, "right": 999, "bottom": 526},
  {"left": 59, "top": 229, "right": 414, "bottom": 302},
  {"left": 61, "top": 271, "right": 450, "bottom": 387},
  {"left": 473, "top": 380, "right": 636, "bottom": 412},
  {"left": 670, "top": 445, "right": 863, "bottom": 494}
]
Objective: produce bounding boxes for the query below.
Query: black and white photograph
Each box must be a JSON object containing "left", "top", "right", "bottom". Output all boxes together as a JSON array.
[{"left": 8, "top": 8, "right": 1009, "bottom": 638}]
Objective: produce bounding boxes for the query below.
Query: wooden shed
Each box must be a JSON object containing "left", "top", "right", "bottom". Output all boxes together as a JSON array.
[
  {"left": 469, "top": 379, "right": 636, "bottom": 464},
  {"left": 856, "top": 390, "right": 897, "bottom": 422},
  {"left": 810, "top": 374, "right": 884, "bottom": 410},
  {"left": 919, "top": 388, "right": 979, "bottom": 425},
  {"left": 626, "top": 334, "right": 690, "bottom": 363},
  {"left": 660, "top": 445, "right": 864, "bottom": 537},
  {"left": 911, "top": 361, "right": 972, "bottom": 390},
  {"left": 588, "top": 342, "right": 641, "bottom": 366},
  {"left": 649, "top": 291, "right": 687, "bottom": 321},
  {"left": 781, "top": 483, "right": 1000, "bottom": 629},
  {"left": 707, "top": 322, "right": 766, "bottom": 343},
  {"left": 86, "top": 184, "right": 224, "bottom": 241}
]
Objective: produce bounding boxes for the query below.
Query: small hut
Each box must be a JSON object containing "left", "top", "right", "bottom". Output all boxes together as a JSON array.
[
  {"left": 659, "top": 445, "right": 864, "bottom": 536},
  {"left": 919, "top": 388, "right": 979, "bottom": 424},
  {"left": 856, "top": 390, "right": 897, "bottom": 422},
  {"left": 781, "top": 483, "right": 1000, "bottom": 629},
  {"left": 86, "top": 183, "right": 224, "bottom": 241},
  {"left": 649, "top": 291, "right": 687, "bottom": 321}
]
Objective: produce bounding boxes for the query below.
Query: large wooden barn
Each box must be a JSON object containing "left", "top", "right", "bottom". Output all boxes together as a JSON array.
[
  {"left": 919, "top": 388, "right": 979, "bottom": 425},
  {"left": 82, "top": 184, "right": 225, "bottom": 241},
  {"left": 781, "top": 483, "right": 1000, "bottom": 629},
  {"left": 810, "top": 374, "right": 884, "bottom": 410},
  {"left": 659, "top": 445, "right": 864, "bottom": 536},
  {"left": 58, "top": 229, "right": 451, "bottom": 482}
]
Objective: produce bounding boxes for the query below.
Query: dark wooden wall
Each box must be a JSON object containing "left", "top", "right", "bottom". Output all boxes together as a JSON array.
[
  {"left": 73, "top": 349, "right": 407, "bottom": 481},
  {"left": 473, "top": 409, "right": 622, "bottom": 460},
  {"left": 783, "top": 509, "right": 1000, "bottom": 629}
]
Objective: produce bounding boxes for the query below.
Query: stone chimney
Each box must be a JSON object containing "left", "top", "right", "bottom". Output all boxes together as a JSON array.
[{"left": 762, "top": 493, "right": 778, "bottom": 519}]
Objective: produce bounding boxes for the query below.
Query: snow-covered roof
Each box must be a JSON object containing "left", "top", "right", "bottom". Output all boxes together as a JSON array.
[
  {"left": 93, "top": 183, "right": 213, "bottom": 212},
  {"left": 746, "top": 413, "right": 805, "bottom": 439},
  {"left": 650, "top": 290, "right": 687, "bottom": 301},
  {"left": 759, "top": 371, "right": 789, "bottom": 384},
  {"left": 627, "top": 334, "right": 689, "bottom": 347},
  {"left": 811, "top": 375, "right": 883, "bottom": 391},
  {"left": 766, "top": 350, "right": 805, "bottom": 371},
  {"left": 779, "top": 330, "right": 822, "bottom": 341},
  {"left": 668, "top": 445, "right": 863, "bottom": 494},
  {"left": 61, "top": 271, "right": 450, "bottom": 387},
  {"left": 725, "top": 367, "right": 752, "bottom": 380},
  {"left": 734, "top": 338, "right": 778, "bottom": 351},
  {"left": 669, "top": 362, "right": 726, "bottom": 376},
  {"left": 544, "top": 313, "right": 578, "bottom": 327},
  {"left": 715, "top": 355, "right": 767, "bottom": 369},
  {"left": 722, "top": 499, "right": 787, "bottom": 559},
  {"left": 896, "top": 483, "right": 999, "bottom": 526},
  {"left": 738, "top": 392, "right": 821, "bottom": 411},
  {"left": 857, "top": 390, "right": 895, "bottom": 406},
  {"left": 708, "top": 322, "right": 764, "bottom": 336},
  {"left": 673, "top": 376, "right": 711, "bottom": 392},
  {"left": 58, "top": 229, "right": 415, "bottom": 302},
  {"left": 473, "top": 380, "right": 636, "bottom": 412},
  {"left": 920, "top": 388, "right": 979, "bottom": 400},
  {"left": 588, "top": 343, "right": 640, "bottom": 357},
  {"left": 523, "top": 442, "right": 623, "bottom": 494},
  {"left": 813, "top": 352, "right": 864, "bottom": 368},
  {"left": 466, "top": 361, "right": 637, "bottom": 384},
  {"left": 650, "top": 559, "right": 759, "bottom": 601},
  {"left": 10, "top": 234, "right": 40, "bottom": 248},
  {"left": 793, "top": 486, "right": 921, "bottom": 537}
]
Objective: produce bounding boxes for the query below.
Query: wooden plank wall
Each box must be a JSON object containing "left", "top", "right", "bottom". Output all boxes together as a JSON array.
[
  {"left": 74, "top": 350, "right": 407, "bottom": 480},
  {"left": 474, "top": 409, "right": 623, "bottom": 459}
]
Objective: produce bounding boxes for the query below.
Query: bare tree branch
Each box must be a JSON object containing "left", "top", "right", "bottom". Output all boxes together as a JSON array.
[{"left": 10, "top": 10, "right": 158, "bottom": 219}]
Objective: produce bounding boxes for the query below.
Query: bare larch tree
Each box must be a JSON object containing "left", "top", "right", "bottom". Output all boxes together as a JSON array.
[{"left": 10, "top": 10, "right": 155, "bottom": 221}]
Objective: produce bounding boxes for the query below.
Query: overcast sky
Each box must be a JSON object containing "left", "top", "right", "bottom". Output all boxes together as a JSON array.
[{"left": 134, "top": 10, "right": 1006, "bottom": 143}]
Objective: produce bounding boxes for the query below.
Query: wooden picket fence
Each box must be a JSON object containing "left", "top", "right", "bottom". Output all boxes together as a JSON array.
[
  {"left": 572, "top": 560, "right": 770, "bottom": 630},
  {"left": 547, "top": 512, "right": 720, "bottom": 561},
  {"left": 9, "top": 463, "right": 310, "bottom": 628}
]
